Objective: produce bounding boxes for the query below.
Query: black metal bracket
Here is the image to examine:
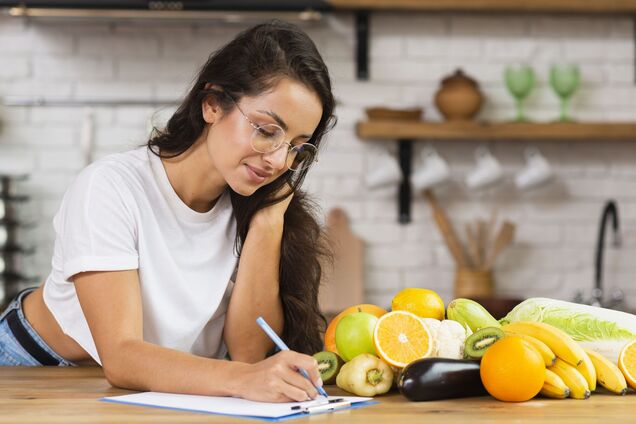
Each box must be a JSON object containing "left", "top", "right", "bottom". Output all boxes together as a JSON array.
[
  {"left": 355, "top": 11, "right": 369, "bottom": 80},
  {"left": 398, "top": 139, "right": 414, "bottom": 224}
]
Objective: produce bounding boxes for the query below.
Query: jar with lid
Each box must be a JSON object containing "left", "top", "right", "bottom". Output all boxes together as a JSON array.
[{"left": 434, "top": 69, "right": 484, "bottom": 121}]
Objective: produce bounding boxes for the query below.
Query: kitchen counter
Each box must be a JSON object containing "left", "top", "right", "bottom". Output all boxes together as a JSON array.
[{"left": 1, "top": 367, "right": 634, "bottom": 423}]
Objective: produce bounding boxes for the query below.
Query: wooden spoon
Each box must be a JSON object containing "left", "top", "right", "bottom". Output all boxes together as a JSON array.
[
  {"left": 424, "top": 189, "right": 470, "bottom": 268},
  {"left": 465, "top": 222, "right": 480, "bottom": 269},
  {"left": 483, "top": 220, "right": 515, "bottom": 270}
]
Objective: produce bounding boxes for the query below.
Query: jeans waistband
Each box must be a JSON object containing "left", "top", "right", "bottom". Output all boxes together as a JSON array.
[{"left": 6, "top": 308, "right": 62, "bottom": 366}]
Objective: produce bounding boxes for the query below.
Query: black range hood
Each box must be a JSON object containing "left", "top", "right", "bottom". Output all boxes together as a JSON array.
[{"left": 0, "top": 1, "right": 332, "bottom": 11}]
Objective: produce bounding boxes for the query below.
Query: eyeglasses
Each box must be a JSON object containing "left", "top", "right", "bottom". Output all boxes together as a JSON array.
[{"left": 228, "top": 97, "right": 318, "bottom": 172}]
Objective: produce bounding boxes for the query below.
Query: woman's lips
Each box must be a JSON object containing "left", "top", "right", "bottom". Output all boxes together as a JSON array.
[{"left": 245, "top": 164, "right": 269, "bottom": 183}]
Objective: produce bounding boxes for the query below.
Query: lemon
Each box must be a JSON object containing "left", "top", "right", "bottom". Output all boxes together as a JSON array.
[{"left": 391, "top": 288, "right": 445, "bottom": 320}]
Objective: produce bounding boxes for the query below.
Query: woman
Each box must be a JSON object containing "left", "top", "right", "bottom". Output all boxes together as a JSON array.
[{"left": 0, "top": 20, "right": 336, "bottom": 403}]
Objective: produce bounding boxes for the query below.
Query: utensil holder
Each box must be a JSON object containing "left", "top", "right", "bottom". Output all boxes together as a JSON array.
[{"left": 454, "top": 267, "right": 493, "bottom": 298}]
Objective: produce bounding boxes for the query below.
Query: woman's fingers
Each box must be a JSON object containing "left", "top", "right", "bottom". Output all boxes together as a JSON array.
[
  {"left": 244, "top": 351, "right": 325, "bottom": 402},
  {"left": 278, "top": 378, "right": 314, "bottom": 402},
  {"left": 272, "top": 351, "right": 322, "bottom": 400},
  {"left": 300, "top": 355, "right": 323, "bottom": 388},
  {"left": 281, "top": 351, "right": 323, "bottom": 387},
  {"left": 281, "top": 367, "right": 319, "bottom": 400}
]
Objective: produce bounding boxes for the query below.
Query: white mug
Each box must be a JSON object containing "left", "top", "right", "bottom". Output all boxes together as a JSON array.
[
  {"left": 365, "top": 147, "right": 402, "bottom": 189},
  {"left": 515, "top": 147, "right": 553, "bottom": 190},
  {"left": 411, "top": 145, "right": 450, "bottom": 191},
  {"left": 466, "top": 146, "right": 503, "bottom": 189}
]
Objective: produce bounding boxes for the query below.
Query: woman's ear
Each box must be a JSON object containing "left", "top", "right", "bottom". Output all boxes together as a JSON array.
[{"left": 202, "top": 83, "right": 224, "bottom": 124}]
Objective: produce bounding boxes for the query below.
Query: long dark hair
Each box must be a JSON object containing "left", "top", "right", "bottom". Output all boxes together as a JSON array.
[{"left": 148, "top": 20, "right": 336, "bottom": 354}]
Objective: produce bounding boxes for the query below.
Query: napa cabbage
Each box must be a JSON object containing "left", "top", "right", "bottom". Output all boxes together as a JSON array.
[{"left": 500, "top": 297, "right": 636, "bottom": 364}]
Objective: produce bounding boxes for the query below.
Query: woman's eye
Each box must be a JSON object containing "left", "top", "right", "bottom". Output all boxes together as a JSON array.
[{"left": 257, "top": 127, "right": 277, "bottom": 138}]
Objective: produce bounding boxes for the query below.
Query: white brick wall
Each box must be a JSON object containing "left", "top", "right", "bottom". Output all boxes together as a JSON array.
[{"left": 1, "top": 12, "right": 635, "bottom": 312}]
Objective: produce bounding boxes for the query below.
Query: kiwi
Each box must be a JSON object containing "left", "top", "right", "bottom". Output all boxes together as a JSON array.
[
  {"left": 464, "top": 327, "right": 505, "bottom": 360},
  {"left": 313, "top": 351, "right": 344, "bottom": 385}
]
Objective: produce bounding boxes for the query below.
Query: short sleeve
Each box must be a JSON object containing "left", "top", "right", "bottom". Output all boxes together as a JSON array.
[{"left": 55, "top": 165, "right": 139, "bottom": 281}]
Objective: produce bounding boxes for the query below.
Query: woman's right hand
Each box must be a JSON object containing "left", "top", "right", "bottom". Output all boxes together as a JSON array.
[{"left": 233, "top": 350, "right": 324, "bottom": 402}]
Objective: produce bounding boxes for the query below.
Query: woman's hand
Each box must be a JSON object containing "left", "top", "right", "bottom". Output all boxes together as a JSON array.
[
  {"left": 233, "top": 351, "right": 323, "bottom": 402},
  {"left": 251, "top": 183, "right": 294, "bottom": 230}
]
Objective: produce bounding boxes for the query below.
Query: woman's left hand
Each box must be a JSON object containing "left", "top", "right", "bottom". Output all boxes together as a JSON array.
[{"left": 250, "top": 183, "right": 294, "bottom": 230}]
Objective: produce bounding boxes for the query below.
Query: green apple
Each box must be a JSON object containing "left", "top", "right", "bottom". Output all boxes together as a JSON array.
[{"left": 335, "top": 311, "right": 378, "bottom": 362}]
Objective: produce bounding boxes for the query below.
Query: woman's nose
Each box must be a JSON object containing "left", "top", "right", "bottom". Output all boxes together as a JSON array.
[{"left": 262, "top": 144, "right": 289, "bottom": 171}]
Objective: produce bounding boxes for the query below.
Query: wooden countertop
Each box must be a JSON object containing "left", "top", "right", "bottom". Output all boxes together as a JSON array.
[{"left": 1, "top": 367, "right": 635, "bottom": 423}]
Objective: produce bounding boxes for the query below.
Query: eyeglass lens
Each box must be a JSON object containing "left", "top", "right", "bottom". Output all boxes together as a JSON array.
[{"left": 251, "top": 124, "right": 316, "bottom": 171}]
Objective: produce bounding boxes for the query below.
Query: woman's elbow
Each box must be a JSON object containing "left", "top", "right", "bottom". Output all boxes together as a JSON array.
[{"left": 99, "top": 343, "right": 140, "bottom": 389}]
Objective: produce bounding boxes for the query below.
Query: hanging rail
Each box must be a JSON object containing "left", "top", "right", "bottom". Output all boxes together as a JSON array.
[{"left": 1, "top": 96, "right": 181, "bottom": 107}]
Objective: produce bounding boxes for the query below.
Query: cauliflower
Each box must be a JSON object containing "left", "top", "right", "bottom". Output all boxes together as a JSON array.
[{"left": 422, "top": 318, "right": 471, "bottom": 359}]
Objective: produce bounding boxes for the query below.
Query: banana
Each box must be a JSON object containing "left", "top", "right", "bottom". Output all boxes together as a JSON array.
[
  {"left": 576, "top": 351, "right": 597, "bottom": 392},
  {"left": 540, "top": 369, "right": 571, "bottom": 399},
  {"left": 548, "top": 358, "right": 590, "bottom": 399},
  {"left": 504, "top": 330, "right": 556, "bottom": 367},
  {"left": 502, "top": 321, "right": 586, "bottom": 367},
  {"left": 585, "top": 349, "right": 627, "bottom": 395}
]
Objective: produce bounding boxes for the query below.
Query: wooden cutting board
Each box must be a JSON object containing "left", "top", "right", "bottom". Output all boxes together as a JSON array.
[{"left": 319, "top": 208, "right": 364, "bottom": 315}]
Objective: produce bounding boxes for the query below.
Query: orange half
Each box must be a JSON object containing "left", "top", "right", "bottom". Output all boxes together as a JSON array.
[
  {"left": 373, "top": 310, "right": 433, "bottom": 368},
  {"left": 618, "top": 339, "right": 636, "bottom": 389}
]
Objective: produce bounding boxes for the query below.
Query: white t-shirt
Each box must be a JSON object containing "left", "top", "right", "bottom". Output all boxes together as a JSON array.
[{"left": 43, "top": 146, "right": 239, "bottom": 365}]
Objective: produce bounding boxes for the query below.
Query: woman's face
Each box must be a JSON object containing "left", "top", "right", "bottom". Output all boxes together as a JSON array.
[{"left": 203, "top": 78, "right": 323, "bottom": 196}]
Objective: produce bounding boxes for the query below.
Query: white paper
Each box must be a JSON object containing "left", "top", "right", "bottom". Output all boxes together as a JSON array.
[{"left": 102, "top": 392, "right": 372, "bottom": 419}]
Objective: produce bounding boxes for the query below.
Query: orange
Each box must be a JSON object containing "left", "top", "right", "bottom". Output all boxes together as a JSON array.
[
  {"left": 324, "top": 304, "right": 387, "bottom": 354},
  {"left": 373, "top": 310, "right": 433, "bottom": 368},
  {"left": 480, "top": 336, "right": 545, "bottom": 402},
  {"left": 391, "top": 288, "right": 445, "bottom": 320},
  {"left": 618, "top": 339, "right": 636, "bottom": 389}
]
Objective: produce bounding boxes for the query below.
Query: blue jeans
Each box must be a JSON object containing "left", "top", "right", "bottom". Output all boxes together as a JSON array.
[{"left": 0, "top": 288, "right": 75, "bottom": 366}]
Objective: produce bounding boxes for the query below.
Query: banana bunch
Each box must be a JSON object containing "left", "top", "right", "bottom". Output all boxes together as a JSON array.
[
  {"left": 585, "top": 349, "right": 628, "bottom": 396},
  {"left": 541, "top": 369, "right": 570, "bottom": 399},
  {"left": 503, "top": 329, "right": 556, "bottom": 367},
  {"left": 503, "top": 321, "right": 627, "bottom": 399}
]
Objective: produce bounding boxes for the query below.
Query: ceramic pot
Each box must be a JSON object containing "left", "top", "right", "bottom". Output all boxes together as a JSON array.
[
  {"left": 434, "top": 69, "right": 483, "bottom": 121},
  {"left": 454, "top": 267, "right": 493, "bottom": 298}
]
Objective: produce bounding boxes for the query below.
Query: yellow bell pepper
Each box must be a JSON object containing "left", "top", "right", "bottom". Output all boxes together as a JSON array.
[{"left": 336, "top": 353, "right": 393, "bottom": 397}]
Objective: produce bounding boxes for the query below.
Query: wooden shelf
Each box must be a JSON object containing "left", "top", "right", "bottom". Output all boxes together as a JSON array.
[
  {"left": 331, "top": 0, "right": 636, "bottom": 13},
  {"left": 357, "top": 120, "right": 636, "bottom": 224},
  {"left": 357, "top": 121, "right": 636, "bottom": 141}
]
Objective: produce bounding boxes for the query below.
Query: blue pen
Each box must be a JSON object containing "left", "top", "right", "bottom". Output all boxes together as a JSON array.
[{"left": 256, "top": 316, "right": 329, "bottom": 398}]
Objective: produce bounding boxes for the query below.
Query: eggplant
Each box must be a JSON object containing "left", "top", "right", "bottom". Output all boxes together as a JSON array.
[{"left": 398, "top": 358, "right": 489, "bottom": 401}]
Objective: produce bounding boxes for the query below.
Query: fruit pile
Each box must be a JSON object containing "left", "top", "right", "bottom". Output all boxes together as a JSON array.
[{"left": 315, "top": 290, "right": 636, "bottom": 403}]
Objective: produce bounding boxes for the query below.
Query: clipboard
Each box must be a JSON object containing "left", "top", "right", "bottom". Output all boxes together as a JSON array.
[
  {"left": 293, "top": 398, "right": 352, "bottom": 414},
  {"left": 101, "top": 392, "right": 378, "bottom": 422}
]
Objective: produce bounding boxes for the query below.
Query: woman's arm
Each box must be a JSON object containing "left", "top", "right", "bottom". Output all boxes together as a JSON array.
[
  {"left": 223, "top": 219, "right": 285, "bottom": 363},
  {"left": 75, "top": 270, "right": 240, "bottom": 395},
  {"left": 74, "top": 269, "right": 321, "bottom": 402},
  {"left": 223, "top": 187, "right": 294, "bottom": 363}
]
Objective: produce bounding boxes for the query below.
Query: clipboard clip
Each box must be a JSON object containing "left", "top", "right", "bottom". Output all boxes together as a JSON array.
[{"left": 299, "top": 400, "right": 351, "bottom": 414}]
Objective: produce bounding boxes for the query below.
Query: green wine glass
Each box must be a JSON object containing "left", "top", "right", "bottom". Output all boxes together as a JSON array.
[
  {"left": 504, "top": 64, "right": 535, "bottom": 122},
  {"left": 549, "top": 64, "right": 580, "bottom": 122}
]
